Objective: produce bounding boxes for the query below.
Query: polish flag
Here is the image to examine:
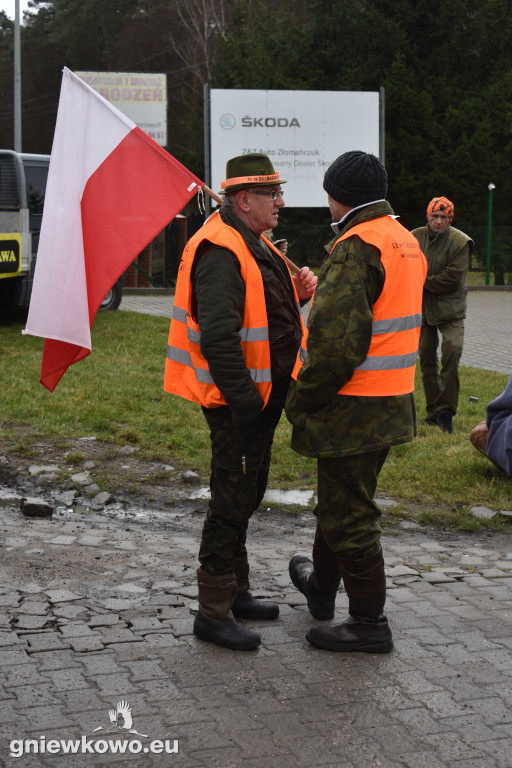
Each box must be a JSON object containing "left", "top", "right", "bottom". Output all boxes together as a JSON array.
[{"left": 23, "top": 67, "right": 203, "bottom": 392}]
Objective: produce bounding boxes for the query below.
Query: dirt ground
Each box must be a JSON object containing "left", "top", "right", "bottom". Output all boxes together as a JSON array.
[
  {"left": 2, "top": 426, "right": 512, "bottom": 556},
  {"left": 0, "top": 427, "right": 200, "bottom": 509},
  {"left": 0, "top": 428, "right": 318, "bottom": 592}
]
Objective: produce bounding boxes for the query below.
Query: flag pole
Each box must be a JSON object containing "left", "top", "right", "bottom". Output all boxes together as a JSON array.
[{"left": 201, "top": 184, "right": 301, "bottom": 275}]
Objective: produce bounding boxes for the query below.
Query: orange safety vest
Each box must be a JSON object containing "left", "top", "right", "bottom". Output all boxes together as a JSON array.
[
  {"left": 164, "top": 211, "right": 302, "bottom": 408},
  {"left": 292, "top": 216, "right": 427, "bottom": 397}
]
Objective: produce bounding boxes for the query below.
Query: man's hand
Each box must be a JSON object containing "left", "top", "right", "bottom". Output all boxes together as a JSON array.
[{"left": 293, "top": 266, "right": 317, "bottom": 300}]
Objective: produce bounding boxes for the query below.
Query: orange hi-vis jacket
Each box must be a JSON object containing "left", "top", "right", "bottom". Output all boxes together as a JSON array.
[
  {"left": 164, "top": 211, "right": 302, "bottom": 408},
  {"left": 292, "top": 215, "right": 427, "bottom": 397}
]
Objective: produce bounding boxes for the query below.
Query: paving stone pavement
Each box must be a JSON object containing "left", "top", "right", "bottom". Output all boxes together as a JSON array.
[
  {"left": 1, "top": 496, "right": 512, "bottom": 768},
  {"left": 1, "top": 289, "right": 511, "bottom": 767}
]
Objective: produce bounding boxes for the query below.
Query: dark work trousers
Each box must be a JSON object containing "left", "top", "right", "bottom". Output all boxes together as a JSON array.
[
  {"left": 199, "top": 405, "right": 283, "bottom": 574},
  {"left": 419, "top": 320, "right": 464, "bottom": 417},
  {"left": 315, "top": 448, "right": 390, "bottom": 559}
]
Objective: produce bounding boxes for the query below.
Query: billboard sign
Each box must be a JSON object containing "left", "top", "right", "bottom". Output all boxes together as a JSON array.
[
  {"left": 75, "top": 71, "right": 167, "bottom": 147},
  {"left": 210, "top": 89, "right": 381, "bottom": 207}
]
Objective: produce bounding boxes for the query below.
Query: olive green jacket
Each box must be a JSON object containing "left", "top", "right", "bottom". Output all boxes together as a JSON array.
[
  {"left": 191, "top": 208, "right": 303, "bottom": 425},
  {"left": 411, "top": 224, "right": 473, "bottom": 325},
  {"left": 285, "top": 201, "right": 417, "bottom": 459}
]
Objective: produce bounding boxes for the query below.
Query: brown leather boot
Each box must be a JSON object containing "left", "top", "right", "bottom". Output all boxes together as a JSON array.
[
  {"left": 289, "top": 524, "right": 342, "bottom": 620},
  {"left": 306, "top": 548, "right": 393, "bottom": 653},
  {"left": 232, "top": 556, "right": 279, "bottom": 620},
  {"left": 193, "top": 567, "right": 261, "bottom": 650}
]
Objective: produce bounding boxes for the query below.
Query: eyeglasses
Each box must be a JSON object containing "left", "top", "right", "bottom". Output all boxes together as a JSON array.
[{"left": 249, "top": 188, "right": 284, "bottom": 201}]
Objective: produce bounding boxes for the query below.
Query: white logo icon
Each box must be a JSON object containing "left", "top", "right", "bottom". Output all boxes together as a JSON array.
[{"left": 93, "top": 700, "right": 148, "bottom": 738}]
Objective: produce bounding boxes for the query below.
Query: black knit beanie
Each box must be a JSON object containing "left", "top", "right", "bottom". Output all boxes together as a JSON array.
[{"left": 323, "top": 151, "right": 388, "bottom": 206}]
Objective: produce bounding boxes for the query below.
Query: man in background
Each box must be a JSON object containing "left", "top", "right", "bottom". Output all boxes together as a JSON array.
[{"left": 412, "top": 197, "right": 474, "bottom": 434}]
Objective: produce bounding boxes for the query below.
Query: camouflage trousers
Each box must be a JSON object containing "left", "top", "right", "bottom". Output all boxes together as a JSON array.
[
  {"left": 198, "top": 405, "right": 282, "bottom": 575},
  {"left": 315, "top": 449, "right": 390, "bottom": 559},
  {"left": 419, "top": 320, "right": 464, "bottom": 417}
]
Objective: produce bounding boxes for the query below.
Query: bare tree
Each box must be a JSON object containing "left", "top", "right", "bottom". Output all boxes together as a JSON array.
[{"left": 169, "top": 0, "right": 235, "bottom": 88}]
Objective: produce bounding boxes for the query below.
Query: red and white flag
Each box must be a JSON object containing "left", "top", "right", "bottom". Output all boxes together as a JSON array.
[{"left": 23, "top": 67, "right": 203, "bottom": 392}]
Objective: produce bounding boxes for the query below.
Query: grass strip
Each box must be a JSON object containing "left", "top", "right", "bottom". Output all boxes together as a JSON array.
[{"left": 2, "top": 309, "right": 511, "bottom": 529}]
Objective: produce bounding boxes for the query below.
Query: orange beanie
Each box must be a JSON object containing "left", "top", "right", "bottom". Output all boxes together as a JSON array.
[{"left": 427, "top": 196, "right": 454, "bottom": 221}]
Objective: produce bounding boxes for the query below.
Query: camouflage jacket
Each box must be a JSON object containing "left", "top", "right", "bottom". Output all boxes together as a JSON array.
[
  {"left": 411, "top": 224, "right": 473, "bottom": 325},
  {"left": 285, "top": 201, "right": 417, "bottom": 458}
]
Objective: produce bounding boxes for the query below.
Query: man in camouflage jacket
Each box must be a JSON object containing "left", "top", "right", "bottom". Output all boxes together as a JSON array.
[{"left": 286, "top": 151, "right": 426, "bottom": 653}]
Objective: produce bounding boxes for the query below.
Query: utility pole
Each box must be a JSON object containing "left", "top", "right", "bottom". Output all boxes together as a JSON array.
[
  {"left": 203, "top": 83, "right": 211, "bottom": 217},
  {"left": 14, "top": 0, "right": 22, "bottom": 152},
  {"left": 486, "top": 183, "right": 495, "bottom": 286}
]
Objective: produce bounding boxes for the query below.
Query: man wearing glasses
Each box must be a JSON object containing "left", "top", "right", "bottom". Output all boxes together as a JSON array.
[{"left": 165, "top": 153, "right": 317, "bottom": 650}]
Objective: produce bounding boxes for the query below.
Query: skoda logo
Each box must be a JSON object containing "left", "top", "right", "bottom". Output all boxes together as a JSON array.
[{"left": 220, "top": 113, "right": 236, "bottom": 130}]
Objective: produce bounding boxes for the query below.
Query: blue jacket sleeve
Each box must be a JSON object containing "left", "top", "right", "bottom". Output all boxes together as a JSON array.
[{"left": 486, "top": 375, "right": 512, "bottom": 475}]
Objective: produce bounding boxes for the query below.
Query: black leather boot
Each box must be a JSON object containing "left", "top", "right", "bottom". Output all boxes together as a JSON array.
[
  {"left": 306, "top": 548, "right": 393, "bottom": 653},
  {"left": 289, "top": 524, "right": 342, "bottom": 620},
  {"left": 436, "top": 410, "right": 454, "bottom": 434},
  {"left": 193, "top": 568, "right": 261, "bottom": 650},
  {"left": 232, "top": 556, "right": 279, "bottom": 620}
]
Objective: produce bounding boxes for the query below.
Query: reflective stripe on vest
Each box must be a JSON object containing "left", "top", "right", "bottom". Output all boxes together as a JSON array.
[
  {"left": 172, "top": 305, "right": 269, "bottom": 345},
  {"left": 164, "top": 211, "right": 299, "bottom": 408},
  {"left": 292, "top": 216, "right": 427, "bottom": 397}
]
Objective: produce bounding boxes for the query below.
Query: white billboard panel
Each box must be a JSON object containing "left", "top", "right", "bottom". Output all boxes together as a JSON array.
[
  {"left": 210, "top": 89, "right": 380, "bottom": 208},
  {"left": 75, "top": 71, "right": 167, "bottom": 147}
]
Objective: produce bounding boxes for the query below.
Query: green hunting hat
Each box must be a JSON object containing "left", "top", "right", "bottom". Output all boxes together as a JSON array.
[{"left": 219, "top": 153, "right": 287, "bottom": 195}]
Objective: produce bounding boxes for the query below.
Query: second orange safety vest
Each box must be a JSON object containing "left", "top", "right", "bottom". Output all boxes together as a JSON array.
[
  {"left": 164, "top": 211, "right": 302, "bottom": 408},
  {"left": 292, "top": 215, "right": 427, "bottom": 397}
]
